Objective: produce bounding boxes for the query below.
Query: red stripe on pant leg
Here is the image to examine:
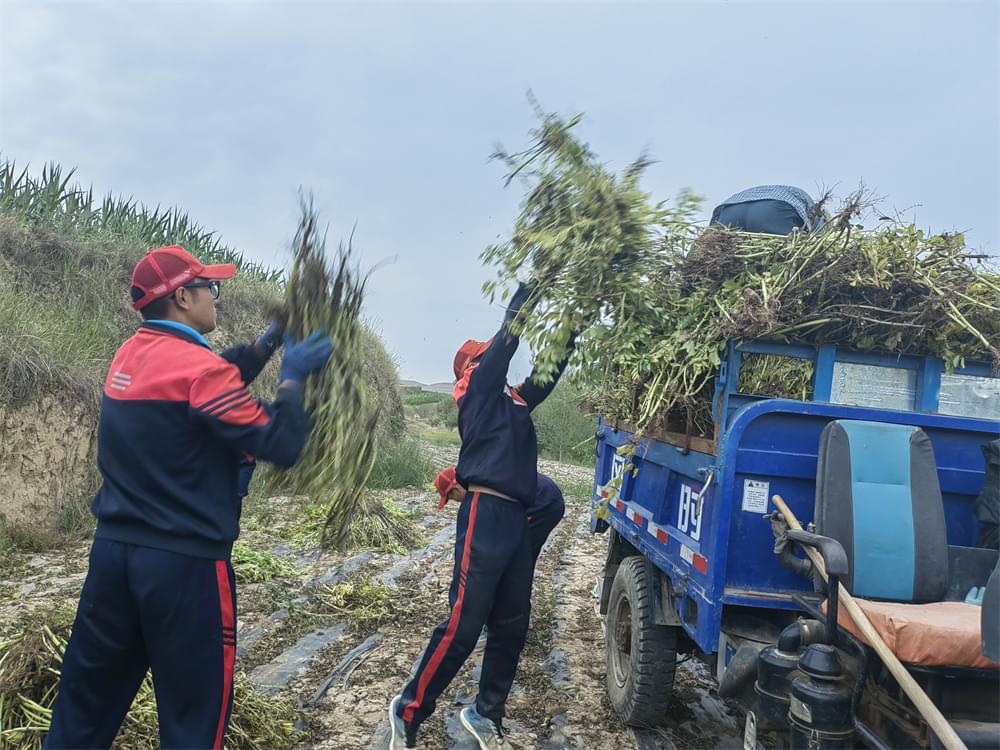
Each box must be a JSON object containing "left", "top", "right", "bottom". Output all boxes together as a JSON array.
[
  {"left": 403, "top": 492, "right": 480, "bottom": 724},
  {"left": 213, "top": 560, "right": 236, "bottom": 750}
]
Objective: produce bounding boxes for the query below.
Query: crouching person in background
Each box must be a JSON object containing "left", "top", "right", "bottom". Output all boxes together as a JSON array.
[
  {"left": 434, "top": 465, "right": 565, "bottom": 567},
  {"left": 45, "top": 245, "right": 332, "bottom": 750}
]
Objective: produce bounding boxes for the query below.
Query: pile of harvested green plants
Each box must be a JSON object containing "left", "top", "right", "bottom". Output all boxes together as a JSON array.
[
  {"left": 230, "top": 542, "right": 302, "bottom": 584},
  {"left": 315, "top": 577, "right": 396, "bottom": 631},
  {"left": 483, "top": 107, "right": 1000, "bottom": 441},
  {"left": 283, "top": 497, "right": 420, "bottom": 554},
  {"left": 272, "top": 199, "right": 416, "bottom": 551},
  {"left": 0, "top": 610, "right": 299, "bottom": 749}
]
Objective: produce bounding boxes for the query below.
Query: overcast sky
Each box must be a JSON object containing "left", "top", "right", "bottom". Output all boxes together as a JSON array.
[{"left": 2, "top": 0, "right": 997, "bottom": 383}]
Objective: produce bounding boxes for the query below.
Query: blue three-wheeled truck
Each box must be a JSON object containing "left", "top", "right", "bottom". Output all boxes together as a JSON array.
[{"left": 592, "top": 339, "right": 1000, "bottom": 749}]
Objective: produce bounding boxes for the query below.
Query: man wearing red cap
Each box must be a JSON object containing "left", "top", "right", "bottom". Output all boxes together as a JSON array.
[
  {"left": 389, "top": 283, "right": 575, "bottom": 749},
  {"left": 45, "top": 246, "right": 332, "bottom": 750}
]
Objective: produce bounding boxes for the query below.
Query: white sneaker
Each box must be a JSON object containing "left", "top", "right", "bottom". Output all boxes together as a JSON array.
[
  {"left": 388, "top": 694, "right": 419, "bottom": 749},
  {"left": 459, "top": 705, "right": 508, "bottom": 749}
]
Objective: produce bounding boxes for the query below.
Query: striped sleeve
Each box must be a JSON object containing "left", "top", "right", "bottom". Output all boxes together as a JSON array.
[
  {"left": 189, "top": 361, "right": 309, "bottom": 468},
  {"left": 191, "top": 363, "right": 268, "bottom": 426}
]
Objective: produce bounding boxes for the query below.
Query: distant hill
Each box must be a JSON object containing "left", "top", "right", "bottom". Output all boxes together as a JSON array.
[{"left": 400, "top": 379, "right": 453, "bottom": 394}]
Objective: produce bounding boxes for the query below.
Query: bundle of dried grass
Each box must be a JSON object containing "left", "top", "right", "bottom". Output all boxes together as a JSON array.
[{"left": 0, "top": 611, "right": 298, "bottom": 749}]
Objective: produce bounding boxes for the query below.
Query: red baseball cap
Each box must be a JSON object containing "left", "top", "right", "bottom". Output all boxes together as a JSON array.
[
  {"left": 434, "top": 466, "right": 463, "bottom": 509},
  {"left": 130, "top": 245, "right": 236, "bottom": 310},
  {"left": 453, "top": 338, "right": 493, "bottom": 380}
]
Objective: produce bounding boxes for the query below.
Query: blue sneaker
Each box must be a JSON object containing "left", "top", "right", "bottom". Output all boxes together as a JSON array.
[
  {"left": 388, "top": 694, "right": 418, "bottom": 749},
  {"left": 459, "top": 705, "right": 508, "bottom": 749}
]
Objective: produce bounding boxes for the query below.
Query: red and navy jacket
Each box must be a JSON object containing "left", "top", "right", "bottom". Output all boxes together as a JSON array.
[
  {"left": 453, "top": 325, "right": 570, "bottom": 507},
  {"left": 92, "top": 322, "right": 309, "bottom": 559}
]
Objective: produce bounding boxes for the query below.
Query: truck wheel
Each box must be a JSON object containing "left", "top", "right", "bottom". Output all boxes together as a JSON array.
[{"left": 605, "top": 555, "right": 678, "bottom": 727}]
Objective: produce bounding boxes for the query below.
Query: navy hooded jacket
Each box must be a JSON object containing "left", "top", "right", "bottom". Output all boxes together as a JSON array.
[{"left": 453, "top": 322, "right": 570, "bottom": 506}]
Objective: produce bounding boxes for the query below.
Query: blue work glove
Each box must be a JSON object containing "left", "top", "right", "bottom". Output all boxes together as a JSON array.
[
  {"left": 279, "top": 331, "right": 333, "bottom": 385},
  {"left": 255, "top": 319, "right": 286, "bottom": 359},
  {"left": 505, "top": 281, "right": 536, "bottom": 322},
  {"left": 965, "top": 586, "right": 985, "bottom": 606}
]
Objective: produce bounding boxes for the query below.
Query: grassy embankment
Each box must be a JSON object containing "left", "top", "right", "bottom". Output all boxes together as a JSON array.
[
  {"left": 0, "top": 160, "right": 433, "bottom": 748},
  {"left": 0, "top": 160, "right": 433, "bottom": 556}
]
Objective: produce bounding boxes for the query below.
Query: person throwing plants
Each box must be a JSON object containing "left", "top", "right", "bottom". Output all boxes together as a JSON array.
[
  {"left": 388, "top": 282, "right": 574, "bottom": 750},
  {"left": 45, "top": 245, "right": 332, "bottom": 750}
]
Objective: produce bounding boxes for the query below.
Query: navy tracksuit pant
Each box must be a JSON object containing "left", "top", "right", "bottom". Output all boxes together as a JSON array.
[
  {"left": 399, "top": 491, "right": 533, "bottom": 728},
  {"left": 527, "top": 492, "right": 565, "bottom": 564},
  {"left": 398, "top": 488, "right": 565, "bottom": 728},
  {"left": 45, "top": 539, "right": 237, "bottom": 750}
]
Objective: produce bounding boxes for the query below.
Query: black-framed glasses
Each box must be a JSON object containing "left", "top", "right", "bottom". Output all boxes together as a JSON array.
[{"left": 178, "top": 280, "right": 221, "bottom": 299}]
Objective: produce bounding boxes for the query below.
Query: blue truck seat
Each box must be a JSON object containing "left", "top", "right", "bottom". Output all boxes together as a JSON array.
[
  {"left": 815, "top": 419, "right": 999, "bottom": 668},
  {"left": 815, "top": 420, "right": 949, "bottom": 603}
]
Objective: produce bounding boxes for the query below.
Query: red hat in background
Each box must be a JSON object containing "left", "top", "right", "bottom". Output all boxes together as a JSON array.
[
  {"left": 453, "top": 338, "right": 493, "bottom": 380},
  {"left": 130, "top": 245, "right": 236, "bottom": 310},
  {"left": 434, "top": 466, "right": 463, "bottom": 510}
]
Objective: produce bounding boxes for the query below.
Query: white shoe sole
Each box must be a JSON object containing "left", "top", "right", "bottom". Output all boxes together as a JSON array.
[
  {"left": 459, "top": 709, "right": 491, "bottom": 750},
  {"left": 388, "top": 695, "right": 405, "bottom": 749}
]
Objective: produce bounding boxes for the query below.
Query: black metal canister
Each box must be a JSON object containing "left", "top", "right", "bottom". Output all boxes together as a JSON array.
[
  {"left": 788, "top": 644, "right": 855, "bottom": 749},
  {"left": 755, "top": 643, "right": 800, "bottom": 728}
]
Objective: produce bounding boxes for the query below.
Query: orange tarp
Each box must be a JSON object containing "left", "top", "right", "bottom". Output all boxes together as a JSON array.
[{"left": 830, "top": 599, "right": 998, "bottom": 670}]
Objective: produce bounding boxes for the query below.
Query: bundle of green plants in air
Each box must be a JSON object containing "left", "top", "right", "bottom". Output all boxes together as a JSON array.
[
  {"left": 0, "top": 612, "right": 299, "bottom": 749},
  {"left": 481, "top": 103, "right": 703, "bottom": 385},
  {"left": 483, "top": 108, "right": 1000, "bottom": 436},
  {"left": 277, "top": 199, "right": 417, "bottom": 552},
  {"left": 275, "top": 198, "right": 381, "bottom": 549}
]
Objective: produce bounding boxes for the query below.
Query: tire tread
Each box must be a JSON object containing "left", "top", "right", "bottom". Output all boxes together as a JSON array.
[{"left": 605, "top": 556, "right": 678, "bottom": 727}]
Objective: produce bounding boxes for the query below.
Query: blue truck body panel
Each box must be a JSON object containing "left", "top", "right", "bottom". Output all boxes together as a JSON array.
[{"left": 592, "top": 342, "right": 1000, "bottom": 655}]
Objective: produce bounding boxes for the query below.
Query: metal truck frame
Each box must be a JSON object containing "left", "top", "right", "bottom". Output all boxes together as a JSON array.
[{"left": 592, "top": 339, "right": 999, "bottom": 749}]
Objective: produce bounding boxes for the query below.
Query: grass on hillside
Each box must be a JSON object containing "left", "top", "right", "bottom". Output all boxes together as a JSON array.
[
  {"left": 418, "top": 429, "right": 462, "bottom": 448},
  {"left": 402, "top": 390, "right": 450, "bottom": 407},
  {"left": 0, "top": 160, "right": 279, "bottom": 280}
]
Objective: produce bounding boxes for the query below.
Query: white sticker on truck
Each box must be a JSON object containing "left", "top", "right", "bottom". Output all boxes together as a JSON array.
[
  {"left": 680, "top": 544, "right": 694, "bottom": 565},
  {"left": 676, "top": 483, "right": 703, "bottom": 541},
  {"left": 611, "top": 452, "right": 627, "bottom": 480},
  {"left": 741, "top": 479, "right": 770, "bottom": 513}
]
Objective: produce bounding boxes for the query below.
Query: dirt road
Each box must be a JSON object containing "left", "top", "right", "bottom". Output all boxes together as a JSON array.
[
  {"left": 1, "top": 448, "right": 744, "bottom": 749},
  {"left": 238, "top": 450, "right": 743, "bottom": 749}
]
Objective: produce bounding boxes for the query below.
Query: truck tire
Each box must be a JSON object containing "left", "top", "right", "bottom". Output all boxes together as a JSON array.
[{"left": 605, "top": 555, "right": 678, "bottom": 727}]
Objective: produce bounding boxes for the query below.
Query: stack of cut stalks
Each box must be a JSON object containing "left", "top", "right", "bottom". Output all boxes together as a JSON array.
[
  {"left": 277, "top": 200, "right": 413, "bottom": 550},
  {"left": 0, "top": 613, "right": 298, "bottom": 749}
]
